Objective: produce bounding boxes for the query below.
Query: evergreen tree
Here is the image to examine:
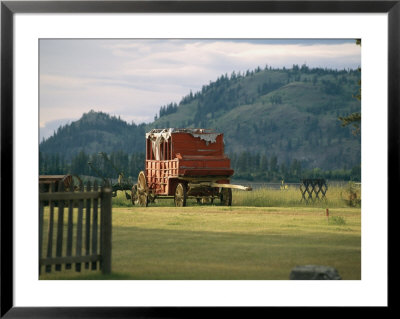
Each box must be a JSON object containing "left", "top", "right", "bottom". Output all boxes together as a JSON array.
[
  {"left": 260, "top": 154, "right": 269, "bottom": 172},
  {"left": 339, "top": 39, "right": 361, "bottom": 135}
]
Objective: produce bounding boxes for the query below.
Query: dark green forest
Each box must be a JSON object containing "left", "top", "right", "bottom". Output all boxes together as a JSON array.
[
  {"left": 39, "top": 64, "right": 361, "bottom": 182},
  {"left": 39, "top": 148, "right": 360, "bottom": 183}
]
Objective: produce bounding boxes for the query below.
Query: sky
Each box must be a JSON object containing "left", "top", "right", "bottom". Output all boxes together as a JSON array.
[{"left": 39, "top": 39, "right": 361, "bottom": 140}]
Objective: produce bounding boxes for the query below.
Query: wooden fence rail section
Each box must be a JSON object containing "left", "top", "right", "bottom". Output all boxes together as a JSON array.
[
  {"left": 39, "top": 181, "right": 112, "bottom": 275},
  {"left": 299, "top": 178, "right": 328, "bottom": 203}
]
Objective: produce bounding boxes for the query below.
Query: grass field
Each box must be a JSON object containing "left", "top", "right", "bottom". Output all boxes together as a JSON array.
[
  {"left": 40, "top": 185, "right": 361, "bottom": 280},
  {"left": 112, "top": 184, "right": 361, "bottom": 208}
]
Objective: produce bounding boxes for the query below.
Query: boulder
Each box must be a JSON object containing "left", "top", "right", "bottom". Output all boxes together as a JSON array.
[{"left": 289, "top": 265, "right": 342, "bottom": 280}]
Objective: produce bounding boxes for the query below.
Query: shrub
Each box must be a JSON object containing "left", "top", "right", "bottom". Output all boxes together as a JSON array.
[
  {"left": 329, "top": 216, "right": 346, "bottom": 226},
  {"left": 341, "top": 181, "right": 361, "bottom": 207}
]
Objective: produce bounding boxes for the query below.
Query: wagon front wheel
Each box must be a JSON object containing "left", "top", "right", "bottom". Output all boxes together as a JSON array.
[
  {"left": 138, "top": 192, "right": 148, "bottom": 207},
  {"left": 220, "top": 188, "right": 232, "bottom": 206},
  {"left": 175, "top": 183, "right": 187, "bottom": 207}
]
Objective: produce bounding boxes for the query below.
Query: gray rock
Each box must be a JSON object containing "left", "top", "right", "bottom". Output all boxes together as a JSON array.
[{"left": 289, "top": 265, "right": 342, "bottom": 280}]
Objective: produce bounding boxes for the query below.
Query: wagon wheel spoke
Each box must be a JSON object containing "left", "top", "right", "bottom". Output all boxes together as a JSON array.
[{"left": 138, "top": 194, "right": 148, "bottom": 207}]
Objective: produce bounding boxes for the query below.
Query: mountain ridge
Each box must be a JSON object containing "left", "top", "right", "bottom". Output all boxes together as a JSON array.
[{"left": 39, "top": 65, "right": 361, "bottom": 176}]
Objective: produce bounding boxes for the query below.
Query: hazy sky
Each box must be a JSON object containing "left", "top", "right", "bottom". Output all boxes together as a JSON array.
[{"left": 39, "top": 39, "right": 361, "bottom": 140}]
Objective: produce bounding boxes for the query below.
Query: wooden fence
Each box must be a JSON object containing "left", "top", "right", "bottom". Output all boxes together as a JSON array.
[
  {"left": 39, "top": 181, "right": 112, "bottom": 275},
  {"left": 300, "top": 178, "right": 328, "bottom": 203}
]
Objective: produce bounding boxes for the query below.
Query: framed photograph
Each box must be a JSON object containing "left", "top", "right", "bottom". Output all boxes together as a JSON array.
[{"left": 1, "top": 0, "right": 396, "bottom": 316}]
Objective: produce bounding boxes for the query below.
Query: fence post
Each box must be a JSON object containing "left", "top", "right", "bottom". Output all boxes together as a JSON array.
[
  {"left": 91, "top": 181, "right": 99, "bottom": 270},
  {"left": 55, "top": 181, "right": 65, "bottom": 271},
  {"left": 101, "top": 185, "right": 112, "bottom": 275},
  {"left": 85, "top": 181, "right": 92, "bottom": 269},
  {"left": 65, "top": 178, "right": 74, "bottom": 269},
  {"left": 45, "top": 182, "right": 56, "bottom": 273},
  {"left": 39, "top": 184, "right": 44, "bottom": 275},
  {"left": 75, "top": 182, "right": 84, "bottom": 272}
]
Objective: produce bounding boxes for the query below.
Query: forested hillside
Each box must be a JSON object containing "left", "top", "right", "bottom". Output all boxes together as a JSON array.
[{"left": 39, "top": 64, "right": 361, "bottom": 182}]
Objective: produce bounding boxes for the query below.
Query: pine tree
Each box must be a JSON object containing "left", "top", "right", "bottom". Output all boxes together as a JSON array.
[{"left": 339, "top": 39, "right": 361, "bottom": 135}]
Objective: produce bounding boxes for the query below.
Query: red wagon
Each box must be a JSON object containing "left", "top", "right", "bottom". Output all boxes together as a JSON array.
[{"left": 132, "top": 128, "right": 251, "bottom": 207}]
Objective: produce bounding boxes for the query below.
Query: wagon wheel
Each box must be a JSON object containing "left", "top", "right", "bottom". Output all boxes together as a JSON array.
[
  {"left": 62, "top": 175, "right": 73, "bottom": 190},
  {"left": 72, "top": 175, "right": 83, "bottom": 191},
  {"left": 137, "top": 171, "right": 148, "bottom": 207},
  {"left": 220, "top": 188, "right": 232, "bottom": 206},
  {"left": 174, "top": 183, "right": 187, "bottom": 207},
  {"left": 61, "top": 174, "right": 82, "bottom": 191}
]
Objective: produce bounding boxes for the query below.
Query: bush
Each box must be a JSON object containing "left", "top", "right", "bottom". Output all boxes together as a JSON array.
[
  {"left": 341, "top": 181, "right": 361, "bottom": 207},
  {"left": 329, "top": 216, "right": 346, "bottom": 226}
]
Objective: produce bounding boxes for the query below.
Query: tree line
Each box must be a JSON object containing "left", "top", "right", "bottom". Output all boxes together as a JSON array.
[
  {"left": 39, "top": 150, "right": 361, "bottom": 183},
  {"left": 229, "top": 151, "right": 360, "bottom": 182}
]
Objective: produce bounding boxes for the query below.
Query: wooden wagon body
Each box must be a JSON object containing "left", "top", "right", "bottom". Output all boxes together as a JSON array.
[{"left": 134, "top": 128, "right": 251, "bottom": 207}]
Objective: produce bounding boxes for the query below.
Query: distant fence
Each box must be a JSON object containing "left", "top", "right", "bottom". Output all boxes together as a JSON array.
[
  {"left": 300, "top": 179, "right": 328, "bottom": 203},
  {"left": 39, "top": 181, "right": 112, "bottom": 275}
]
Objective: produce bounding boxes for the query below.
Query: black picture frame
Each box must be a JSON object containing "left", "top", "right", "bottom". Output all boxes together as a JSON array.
[{"left": 1, "top": 1, "right": 396, "bottom": 317}]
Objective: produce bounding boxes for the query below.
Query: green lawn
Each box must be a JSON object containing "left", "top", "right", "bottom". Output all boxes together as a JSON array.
[{"left": 40, "top": 205, "right": 361, "bottom": 280}]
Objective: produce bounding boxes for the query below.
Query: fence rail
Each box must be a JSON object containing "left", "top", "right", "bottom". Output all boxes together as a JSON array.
[{"left": 39, "top": 180, "right": 112, "bottom": 275}]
